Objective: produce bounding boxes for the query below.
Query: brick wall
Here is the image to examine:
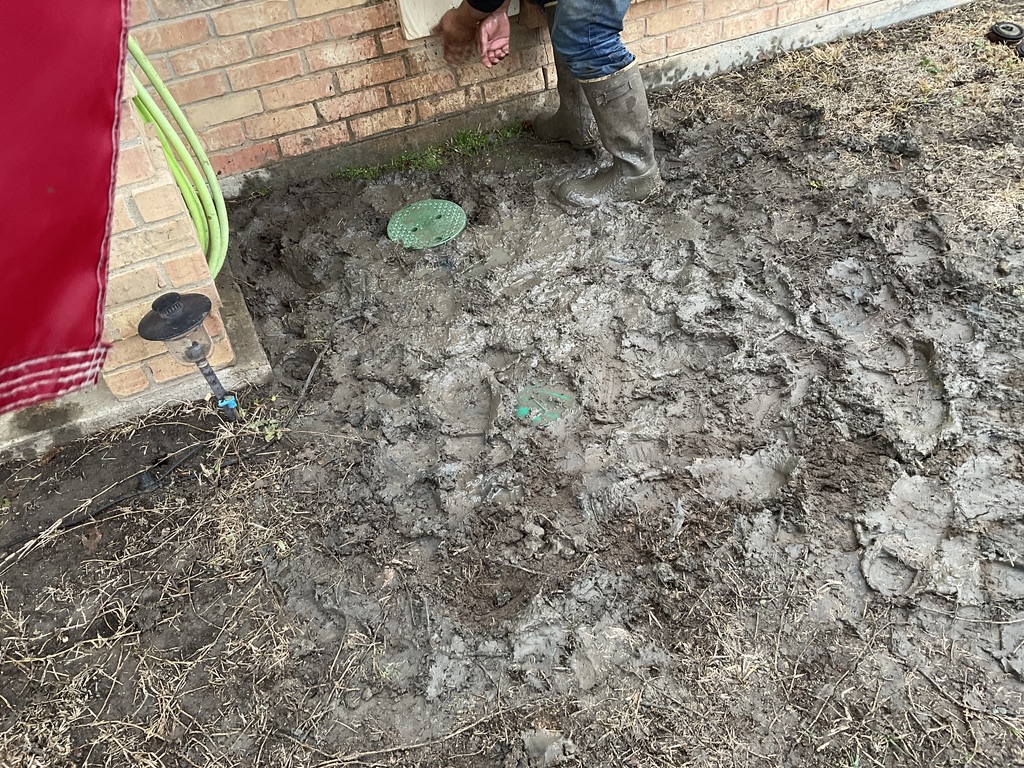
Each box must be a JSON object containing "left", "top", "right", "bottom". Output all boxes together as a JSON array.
[
  {"left": 102, "top": 72, "right": 234, "bottom": 401},
  {"left": 127, "top": 0, "right": 877, "bottom": 180}
]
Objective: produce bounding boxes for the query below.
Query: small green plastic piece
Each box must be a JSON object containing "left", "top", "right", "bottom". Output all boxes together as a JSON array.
[
  {"left": 387, "top": 199, "right": 467, "bottom": 250},
  {"left": 516, "top": 386, "right": 575, "bottom": 426}
]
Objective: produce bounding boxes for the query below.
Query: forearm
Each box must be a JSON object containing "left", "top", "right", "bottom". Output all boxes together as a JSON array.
[{"left": 434, "top": 0, "right": 511, "bottom": 65}]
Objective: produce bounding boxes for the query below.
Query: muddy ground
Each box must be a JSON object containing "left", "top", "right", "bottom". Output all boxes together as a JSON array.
[{"left": 3, "top": 2, "right": 1024, "bottom": 766}]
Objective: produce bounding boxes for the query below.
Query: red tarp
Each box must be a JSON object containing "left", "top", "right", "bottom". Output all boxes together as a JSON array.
[{"left": 0, "top": 1, "right": 127, "bottom": 414}]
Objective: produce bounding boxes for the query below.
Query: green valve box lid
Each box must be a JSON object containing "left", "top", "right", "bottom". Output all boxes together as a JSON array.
[
  {"left": 387, "top": 199, "right": 467, "bottom": 250},
  {"left": 516, "top": 385, "right": 575, "bottom": 426}
]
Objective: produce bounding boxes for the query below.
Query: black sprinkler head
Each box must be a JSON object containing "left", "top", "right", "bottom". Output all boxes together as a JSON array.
[{"left": 987, "top": 21, "right": 1024, "bottom": 45}]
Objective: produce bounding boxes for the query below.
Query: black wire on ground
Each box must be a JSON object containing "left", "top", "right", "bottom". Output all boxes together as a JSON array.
[
  {"left": 0, "top": 442, "right": 206, "bottom": 559},
  {"left": 1, "top": 350, "right": 329, "bottom": 563}
]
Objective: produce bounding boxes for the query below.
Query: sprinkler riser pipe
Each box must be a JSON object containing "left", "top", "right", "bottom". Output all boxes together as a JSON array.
[
  {"left": 196, "top": 360, "right": 239, "bottom": 421},
  {"left": 197, "top": 359, "right": 227, "bottom": 399}
]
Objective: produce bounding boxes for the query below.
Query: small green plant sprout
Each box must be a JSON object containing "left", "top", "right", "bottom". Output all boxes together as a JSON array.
[{"left": 332, "top": 124, "right": 525, "bottom": 180}]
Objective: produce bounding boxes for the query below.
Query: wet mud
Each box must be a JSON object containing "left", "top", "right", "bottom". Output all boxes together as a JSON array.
[{"left": 2, "top": 3, "right": 1024, "bottom": 766}]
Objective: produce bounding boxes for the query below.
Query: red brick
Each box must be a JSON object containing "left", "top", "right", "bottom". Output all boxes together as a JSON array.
[
  {"left": 210, "top": 141, "right": 281, "bottom": 176},
  {"left": 140, "top": 121, "right": 164, "bottom": 152},
  {"left": 646, "top": 4, "right": 703, "bottom": 35},
  {"left": 318, "top": 88, "right": 387, "bottom": 122},
  {"left": 109, "top": 233, "right": 143, "bottom": 272},
  {"left": 107, "top": 264, "right": 166, "bottom": 306},
  {"left": 167, "top": 72, "right": 229, "bottom": 105},
  {"left": 251, "top": 20, "right": 328, "bottom": 56},
  {"left": 119, "top": 102, "right": 141, "bottom": 141},
  {"left": 457, "top": 53, "right": 524, "bottom": 85},
  {"left": 227, "top": 54, "right": 303, "bottom": 90},
  {"left": 147, "top": 352, "right": 194, "bottom": 383},
  {"left": 307, "top": 37, "right": 379, "bottom": 71},
  {"left": 295, "top": 0, "right": 363, "bottom": 17},
  {"left": 327, "top": 4, "right": 400, "bottom": 38},
  {"left": 542, "top": 63, "right": 556, "bottom": 90},
  {"left": 623, "top": 18, "right": 646, "bottom": 43},
  {"left": 204, "top": 309, "right": 227, "bottom": 340},
  {"left": 211, "top": 1, "right": 292, "bottom": 36},
  {"left": 829, "top": 0, "right": 872, "bottom": 9},
  {"left": 405, "top": 46, "right": 446, "bottom": 76},
  {"left": 162, "top": 251, "right": 212, "bottom": 286},
  {"left": 101, "top": 320, "right": 118, "bottom": 346},
  {"left": 198, "top": 123, "right": 246, "bottom": 151},
  {"left": 103, "top": 335, "right": 166, "bottom": 371},
  {"left": 151, "top": 0, "right": 229, "bottom": 20},
  {"left": 103, "top": 367, "right": 151, "bottom": 398},
  {"left": 515, "top": 45, "right": 551, "bottom": 71},
  {"left": 779, "top": 0, "right": 829, "bottom": 23},
  {"left": 121, "top": 102, "right": 142, "bottom": 141},
  {"left": 106, "top": 303, "right": 156, "bottom": 341},
  {"left": 668, "top": 21, "right": 724, "bottom": 51},
  {"left": 207, "top": 334, "right": 235, "bottom": 368},
  {"left": 417, "top": 87, "right": 484, "bottom": 122},
  {"left": 727, "top": 7, "right": 779, "bottom": 35},
  {"left": 262, "top": 73, "right": 335, "bottom": 110},
  {"left": 112, "top": 195, "right": 134, "bottom": 234},
  {"left": 186, "top": 91, "right": 263, "bottom": 130},
  {"left": 244, "top": 105, "right": 319, "bottom": 139},
  {"left": 637, "top": 35, "right": 668, "bottom": 59},
  {"left": 170, "top": 37, "right": 251, "bottom": 75},
  {"left": 122, "top": 70, "right": 140, "bottom": 103},
  {"left": 349, "top": 105, "right": 416, "bottom": 140},
  {"left": 279, "top": 123, "right": 351, "bottom": 156},
  {"left": 110, "top": 219, "right": 201, "bottom": 270},
  {"left": 134, "top": 55, "right": 175, "bottom": 83},
  {"left": 133, "top": 17, "right": 211, "bottom": 54},
  {"left": 130, "top": 0, "right": 151, "bottom": 26},
  {"left": 389, "top": 71, "right": 456, "bottom": 104},
  {"left": 706, "top": 0, "right": 762, "bottom": 19},
  {"left": 379, "top": 27, "right": 412, "bottom": 55},
  {"left": 134, "top": 184, "right": 188, "bottom": 222},
  {"left": 481, "top": 70, "right": 545, "bottom": 103},
  {"left": 336, "top": 58, "right": 406, "bottom": 92},
  {"left": 116, "top": 144, "right": 155, "bottom": 186}
]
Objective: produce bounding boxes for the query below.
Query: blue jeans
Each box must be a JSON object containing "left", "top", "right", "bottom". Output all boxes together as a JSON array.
[{"left": 531, "top": 0, "right": 635, "bottom": 81}]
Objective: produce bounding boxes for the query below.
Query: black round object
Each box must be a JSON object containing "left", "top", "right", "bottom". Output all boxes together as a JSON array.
[
  {"left": 138, "top": 292, "right": 212, "bottom": 342},
  {"left": 987, "top": 21, "right": 1024, "bottom": 44}
]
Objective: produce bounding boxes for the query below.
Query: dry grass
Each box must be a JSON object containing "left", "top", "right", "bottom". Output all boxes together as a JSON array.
[{"left": 659, "top": 4, "right": 1024, "bottom": 233}]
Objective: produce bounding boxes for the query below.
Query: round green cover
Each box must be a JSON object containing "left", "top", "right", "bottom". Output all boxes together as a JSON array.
[
  {"left": 515, "top": 386, "right": 575, "bottom": 426},
  {"left": 387, "top": 199, "right": 466, "bottom": 250}
]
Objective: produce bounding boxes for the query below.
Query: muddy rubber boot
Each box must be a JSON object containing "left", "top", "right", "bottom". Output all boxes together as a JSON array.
[
  {"left": 554, "top": 62, "right": 662, "bottom": 207},
  {"left": 532, "top": 7, "right": 598, "bottom": 150}
]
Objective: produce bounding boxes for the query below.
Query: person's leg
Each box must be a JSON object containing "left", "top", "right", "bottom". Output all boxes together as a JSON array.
[
  {"left": 548, "top": 0, "right": 661, "bottom": 206},
  {"left": 531, "top": 1, "right": 597, "bottom": 149},
  {"left": 548, "top": 0, "right": 633, "bottom": 82}
]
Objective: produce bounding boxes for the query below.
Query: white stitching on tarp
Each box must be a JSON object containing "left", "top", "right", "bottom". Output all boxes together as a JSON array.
[{"left": 0, "top": 348, "right": 108, "bottom": 401}]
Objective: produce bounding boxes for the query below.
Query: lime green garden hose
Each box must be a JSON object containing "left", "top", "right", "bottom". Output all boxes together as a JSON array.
[{"left": 127, "top": 36, "right": 228, "bottom": 277}]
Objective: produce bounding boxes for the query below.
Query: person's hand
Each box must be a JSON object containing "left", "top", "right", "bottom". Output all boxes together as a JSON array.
[
  {"left": 432, "top": 5, "right": 484, "bottom": 65},
  {"left": 477, "top": 9, "right": 510, "bottom": 68}
]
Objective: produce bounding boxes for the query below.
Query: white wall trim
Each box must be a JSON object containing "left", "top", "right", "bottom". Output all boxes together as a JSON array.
[{"left": 642, "top": 0, "right": 974, "bottom": 90}]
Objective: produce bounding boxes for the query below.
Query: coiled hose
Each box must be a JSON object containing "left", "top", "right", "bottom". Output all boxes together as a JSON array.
[{"left": 127, "top": 36, "right": 229, "bottom": 277}]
